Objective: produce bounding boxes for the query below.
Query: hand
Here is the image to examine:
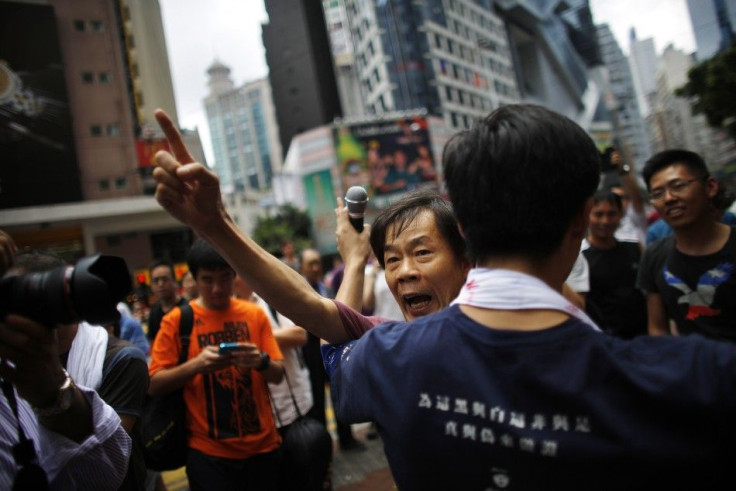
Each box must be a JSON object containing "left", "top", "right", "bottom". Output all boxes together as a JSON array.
[
  {"left": 226, "top": 342, "right": 263, "bottom": 370},
  {"left": 0, "top": 314, "right": 66, "bottom": 408},
  {"left": 152, "top": 109, "right": 231, "bottom": 236},
  {"left": 192, "top": 345, "right": 234, "bottom": 374},
  {"left": 0, "top": 229, "right": 17, "bottom": 276},
  {"left": 335, "top": 196, "right": 372, "bottom": 268}
]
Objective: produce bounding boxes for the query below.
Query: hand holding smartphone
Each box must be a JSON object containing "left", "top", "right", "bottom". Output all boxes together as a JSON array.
[{"left": 219, "top": 342, "right": 247, "bottom": 355}]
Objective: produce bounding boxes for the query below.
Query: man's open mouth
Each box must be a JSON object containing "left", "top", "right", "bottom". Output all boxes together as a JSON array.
[{"left": 404, "top": 294, "right": 432, "bottom": 309}]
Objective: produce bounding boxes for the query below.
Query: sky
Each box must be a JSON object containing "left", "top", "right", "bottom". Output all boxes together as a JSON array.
[{"left": 159, "top": 0, "right": 697, "bottom": 165}]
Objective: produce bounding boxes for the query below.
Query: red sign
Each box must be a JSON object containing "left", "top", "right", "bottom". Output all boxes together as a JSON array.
[{"left": 135, "top": 139, "right": 171, "bottom": 168}]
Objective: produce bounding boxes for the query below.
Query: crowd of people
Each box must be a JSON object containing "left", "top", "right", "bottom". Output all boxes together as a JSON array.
[{"left": 2, "top": 102, "right": 736, "bottom": 489}]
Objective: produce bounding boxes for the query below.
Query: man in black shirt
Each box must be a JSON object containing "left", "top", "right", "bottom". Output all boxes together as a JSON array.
[
  {"left": 637, "top": 150, "right": 736, "bottom": 341},
  {"left": 146, "top": 259, "right": 187, "bottom": 342}
]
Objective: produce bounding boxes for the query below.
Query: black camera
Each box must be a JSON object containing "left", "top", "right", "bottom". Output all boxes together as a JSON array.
[{"left": 0, "top": 254, "right": 131, "bottom": 327}]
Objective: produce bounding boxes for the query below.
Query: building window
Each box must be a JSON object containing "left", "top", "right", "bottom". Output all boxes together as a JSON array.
[
  {"left": 90, "top": 125, "right": 102, "bottom": 136},
  {"left": 115, "top": 177, "right": 127, "bottom": 189},
  {"left": 73, "top": 20, "right": 85, "bottom": 31},
  {"left": 98, "top": 179, "right": 110, "bottom": 190},
  {"left": 90, "top": 20, "right": 104, "bottom": 32},
  {"left": 81, "top": 71, "right": 94, "bottom": 83},
  {"left": 106, "top": 124, "right": 121, "bottom": 136},
  {"left": 99, "top": 71, "right": 112, "bottom": 83}
]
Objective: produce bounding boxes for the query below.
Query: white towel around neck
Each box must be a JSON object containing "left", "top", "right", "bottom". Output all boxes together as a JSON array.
[
  {"left": 451, "top": 268, "right": 601, "bottom": 331},
  {"left": 66, "top": 322, "right": 109, "bottom": 390}
]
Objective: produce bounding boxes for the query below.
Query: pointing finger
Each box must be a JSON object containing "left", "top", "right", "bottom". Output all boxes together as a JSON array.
[{"left": 154, "top": 108, "right": 195, "bottom": 164}]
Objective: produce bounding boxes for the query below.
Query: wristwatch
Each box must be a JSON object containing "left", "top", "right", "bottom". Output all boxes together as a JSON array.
[
  {"left": 619, "top": 164, "right": 631, "bottom": 175},
  {"left": 255, "top": 352, "right": 271, "bottom": 372},
  {"left": 33, "top": 369, "right": 76, "bottom": 417}
]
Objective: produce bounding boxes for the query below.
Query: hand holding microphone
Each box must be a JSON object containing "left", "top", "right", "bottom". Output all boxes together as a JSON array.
[{"left": 344, "top": 186, "right": 368, "bottom": 233}]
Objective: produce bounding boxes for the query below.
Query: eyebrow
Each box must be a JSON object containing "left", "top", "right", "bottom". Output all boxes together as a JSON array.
[{"left": 384, "top": 235, "right": 435, "bottom": 253}]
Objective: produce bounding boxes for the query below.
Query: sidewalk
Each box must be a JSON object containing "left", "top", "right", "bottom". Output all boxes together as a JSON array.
[{"left": 161, "top": 424, "right": 394, "bottom": 490}]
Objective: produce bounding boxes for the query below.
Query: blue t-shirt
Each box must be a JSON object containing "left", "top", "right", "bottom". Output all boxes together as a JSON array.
[{"left": 325, "top": 305, "right": 736, "bottom": 490}]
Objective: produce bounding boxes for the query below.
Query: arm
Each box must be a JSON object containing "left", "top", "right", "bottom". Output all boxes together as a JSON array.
[
  {"left": 274, "top": 325, "right": 307, "bottom": 349},
  {"left": 613, "top": 148, "right": 645, "bottom": 216},
  {"left": 0, "top": 314, "right": 132, "bottom": 488},
  {"left": 562, "top": 283, "right": 586, "bottom": 310},
  {"left": 362, "top": 266, "right": 377, "bottom": 312},
  {"left": 334, "top": 196, "right": 372, "bottom": 311},
  {"left": 646, "top": 292, "right": 671, "bottom": 336},
  {"left": 153, "top": 110, "right": 350, "bottom": 344}
]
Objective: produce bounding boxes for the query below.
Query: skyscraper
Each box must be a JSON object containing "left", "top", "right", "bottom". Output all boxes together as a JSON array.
[
  {"left": 596, "top": 24, "right": 651, "bottom": 170},
  {"left": 204, "top": 61, "right": 283, "bottom": 194},
  {"left": 686, "top": 0, "right": 736, "bottom": 61},
  {"left": 262, "top": 1, "right": 343, "bottom": 159}
]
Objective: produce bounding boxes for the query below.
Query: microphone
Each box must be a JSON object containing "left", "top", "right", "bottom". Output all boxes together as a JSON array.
[{"left": 344, "top": 186, "right": 369, "bottom": 232}]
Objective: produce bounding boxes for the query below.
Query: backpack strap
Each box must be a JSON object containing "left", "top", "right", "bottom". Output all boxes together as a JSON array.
[{"left": 178, "top": 303, "right": 194, "bottom": 365}]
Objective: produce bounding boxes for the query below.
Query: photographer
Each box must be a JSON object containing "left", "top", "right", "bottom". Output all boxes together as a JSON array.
[{"left": 0, "top": 230, "right": 132, "bottom": 489}]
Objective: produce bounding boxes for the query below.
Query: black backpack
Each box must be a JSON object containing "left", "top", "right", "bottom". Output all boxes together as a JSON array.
[{"left": 140, "top": 304, "right": 193, "bottom": 471}]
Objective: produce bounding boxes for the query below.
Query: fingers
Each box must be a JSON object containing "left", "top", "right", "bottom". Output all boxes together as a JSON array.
[{"left": 154, "top": 109, "right": 195, "bottom": 164}]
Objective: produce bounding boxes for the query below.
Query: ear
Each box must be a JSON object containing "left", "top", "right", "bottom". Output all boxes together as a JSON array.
[{"left": 705, "top": 176, "right": 719, "bottom": 199}]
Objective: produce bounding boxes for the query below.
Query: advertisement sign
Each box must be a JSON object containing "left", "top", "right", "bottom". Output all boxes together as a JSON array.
[
  {"left": 333, "top": 116, "right": 439, "bottom": 209},
  {"left": 303, "top": 169, "right": 338, "bottom": 255},
  {"left": 0, "top": 3, "right": 82, "bottom": 209}
]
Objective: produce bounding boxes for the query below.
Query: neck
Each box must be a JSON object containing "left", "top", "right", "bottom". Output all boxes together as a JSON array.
[
  {"left": 674, "top": 221, "right": 730, "bottom": 255},
  {"left": 161, "top": 295, "right": 179, "bottom": 310},
  {"left": 476, "top": 256, "right": 565, "bottom": 295},
  {"left": 587, "top": 234, "right": 616, "bottom": 250}
]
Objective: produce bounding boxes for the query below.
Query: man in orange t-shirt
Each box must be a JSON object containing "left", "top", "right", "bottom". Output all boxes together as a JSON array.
[{"left": 149, "top": 239, "right": 284, "bottom": 490}]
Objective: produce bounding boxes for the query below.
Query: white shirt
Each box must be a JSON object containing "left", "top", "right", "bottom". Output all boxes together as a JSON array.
[
  {"left": 254, "top": 296, "right": 314, "bottom": 427},
  {"left": 0, "top": 384, "right": 131, "bottom": 490}
]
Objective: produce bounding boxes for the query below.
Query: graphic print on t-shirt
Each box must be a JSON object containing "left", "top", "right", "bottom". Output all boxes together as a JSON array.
[
  {"left": 197, "top": 319, "right": 261, "bottom": 440},
  {"left": 664, "top": 263, "right": 733, "bottom": 320}
]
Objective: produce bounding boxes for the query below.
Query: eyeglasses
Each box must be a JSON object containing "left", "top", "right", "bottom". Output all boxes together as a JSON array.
[
  {"left": 151, "top": 276, "right": 172, "bottom": 284},
  {"left": 649, "top": 179, "right": 698, "bottom": 202}
]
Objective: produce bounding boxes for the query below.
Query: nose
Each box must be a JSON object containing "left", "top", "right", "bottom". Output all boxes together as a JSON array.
[{"left": 395, "top": 257, "right": 419, "bottom": 282}]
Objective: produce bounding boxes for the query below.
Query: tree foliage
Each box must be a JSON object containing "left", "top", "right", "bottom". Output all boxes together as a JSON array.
[
  {"left": 676, "top": 41, "right": 736, "bottom": 139},
  {"left": 252, "top": 204, "right": 313, "bottom": 256}
]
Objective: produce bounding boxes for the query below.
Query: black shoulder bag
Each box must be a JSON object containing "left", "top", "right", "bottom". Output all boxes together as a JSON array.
[
  {"left": 269, "top": 368, "right": 333, "bottom": 491},
  {"left": 140, "top": 303, "right": 194, "bottom": 471}
]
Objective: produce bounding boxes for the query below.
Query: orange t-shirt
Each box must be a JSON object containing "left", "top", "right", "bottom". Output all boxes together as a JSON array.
[{"left": 149, "top": 298, "right": 283, "bottom": 459}]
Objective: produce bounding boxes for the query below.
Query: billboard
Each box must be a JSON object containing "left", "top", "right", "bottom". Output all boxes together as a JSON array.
[
  {"left": 303, "top": 169, "right": 338, "bottom": 255},
  {"left": 136, "top": 138, "right": 172, "bottom": 194},
  {"left": 334, "top": 116, "right": 439, "bottom": 209},
  {"left": 0, "top": 3, "right": 82, "bottom": 209}
]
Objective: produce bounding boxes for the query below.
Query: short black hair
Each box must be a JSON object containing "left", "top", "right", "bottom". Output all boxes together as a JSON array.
[
  {"left": 187, "top": 239, "right": 232, "bottom": 279},
  {"left": 369, "top": 189, "right": 466, "bottom": 268},
  {"left": 642, "top": 149, "right": 709, "bottom": 190},
  {"left": 593, "top": 190, "right": 623, "bottom": 211},
  {"left": 11, "top": 249, "right": 67, "bottom": 274},
  {"left": 148, "top": 258, "right": 175, "bottom": 277},
  {"left": 443, "top": 104, "right": 600, "bottom": 262}
]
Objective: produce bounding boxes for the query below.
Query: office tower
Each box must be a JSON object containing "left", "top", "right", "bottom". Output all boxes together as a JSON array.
[
  {"left": 596, "top": 24, "right": 651, "bottom": 170},
  {"left": 343, "top": 0, "right": 519, "bottom": 130},
  {"left": 628, "top": 29, "right": 658, "bottom": 118},
  {"left": 686, "top": 0, "right": 736, "bottom": 61},
  {"left": 262, "top": 1, "right": 343, "bottom": 159},
  {"left": 204, "top": 61, "right": 283, "bottom": 194}
]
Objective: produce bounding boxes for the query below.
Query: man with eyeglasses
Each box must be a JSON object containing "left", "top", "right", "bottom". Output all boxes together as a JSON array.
[
  {"left": 637, "top": 149, "right": 736, "bottom": 340},
  {"left": 147, "top": 259, "right": 188, "bottom": 342}
]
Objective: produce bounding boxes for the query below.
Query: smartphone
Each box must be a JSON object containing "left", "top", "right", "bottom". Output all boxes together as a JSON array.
[{"left": 219, "top": 342, "right": 246, "bottom": 354}]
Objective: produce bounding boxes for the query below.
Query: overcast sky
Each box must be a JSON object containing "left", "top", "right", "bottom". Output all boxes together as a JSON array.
[{"left": 158, "top": 0, "right": 696, "bottom": 164}]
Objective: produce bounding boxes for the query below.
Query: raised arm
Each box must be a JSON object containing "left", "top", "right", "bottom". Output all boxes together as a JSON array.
[
  {"left": 334, "top": 197, "right": 372, "bottom": 311},
  {"left": 152, "top": 109, "right": 350, "bottom": 344}
]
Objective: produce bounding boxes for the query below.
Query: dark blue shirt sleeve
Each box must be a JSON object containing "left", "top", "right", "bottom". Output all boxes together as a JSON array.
[{"left": 321, "top": 339, "right": 373, "bottom": 423}]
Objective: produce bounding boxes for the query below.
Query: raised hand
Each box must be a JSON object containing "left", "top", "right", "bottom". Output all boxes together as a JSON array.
[
  {"left": 152, "top": 109, "right": 230, "bottom": 236},
  {"left": 335, "top": 196, "right": 372, "bottom": 267}
]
